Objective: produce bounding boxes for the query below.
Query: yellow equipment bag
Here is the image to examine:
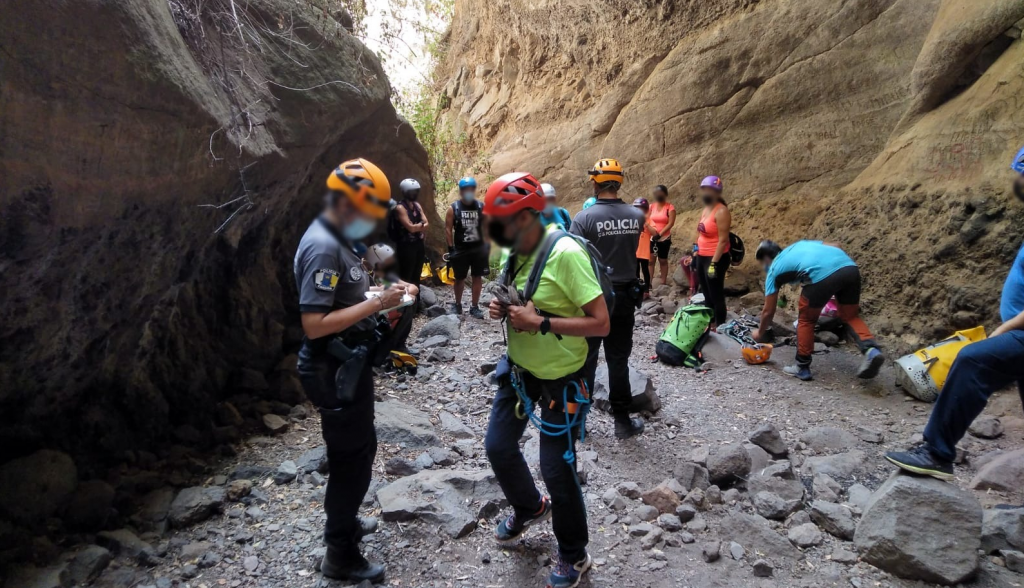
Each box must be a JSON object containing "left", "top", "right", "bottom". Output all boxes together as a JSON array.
[
  {"left": 420, "top": 263, "right": 434, "bottom": 280},
  {"left": 437, "top": 265, "right": 456, "bottom": 285},
  {"left": 894, "top": 326, "right": 987, "bottom": 402}
]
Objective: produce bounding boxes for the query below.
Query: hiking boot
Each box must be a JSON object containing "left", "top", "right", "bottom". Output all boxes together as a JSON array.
[
  {"left": 857, "top": 347, "right": 885, "bottom": 379},
  {"left": 494, "top": 496, "right": 552, "bottom": 544},
  {"left": 450, "top": 302, "right": 463, "bottom": 316},
  {"left": 783, "top": 364, "right": 813, "bottom": 381},
  {"left": 614, "top": 415, "right": 645, "bottom": 440},
  {"left": 547, "top": 552, "right": 593, "bottom": 588},
  {"left": 358, "top": 516, "right": 378, "bottom": 537},
  {"left": 469, "top": 305, "right": 485, "bottom": 319},
  {"left": 320, "top": 547, "right": 386, "bottom": 582},
  {"left": 884, "top": 445, "right": 954, "bottom": 481}
]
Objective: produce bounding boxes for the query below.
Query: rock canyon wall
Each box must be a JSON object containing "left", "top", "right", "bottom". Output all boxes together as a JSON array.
[
  {"left": 0, "top": 0, "right": 439, "bottom": 468},
  {"left": 435, "top": 0, "right": 1024, "bottom": 345}
]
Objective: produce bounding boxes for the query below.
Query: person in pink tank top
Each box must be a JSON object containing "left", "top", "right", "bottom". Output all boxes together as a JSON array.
[{"left": 692, "top": 175, "right": 732, "bottom": 327}]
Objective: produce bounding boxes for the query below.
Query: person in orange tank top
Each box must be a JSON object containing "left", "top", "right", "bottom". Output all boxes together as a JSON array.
[
  {"left": 648, "top": 185, "right": 676, "bottom": 285},
  {"left": 633, "top": 198, "right": 656, "bottom": 295},
  {"left": 692, "top": 175, "right": 732, "bottom": 327}
]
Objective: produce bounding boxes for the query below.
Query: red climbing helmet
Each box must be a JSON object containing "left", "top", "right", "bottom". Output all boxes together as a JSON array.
[{"left": 483, "top": 172, "right": 546, "bottom": 217}]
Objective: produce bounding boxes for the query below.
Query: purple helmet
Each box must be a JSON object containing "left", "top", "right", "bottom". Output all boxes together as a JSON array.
[
  {"left": 700, "top": 175, "right": 723, "bottom": 190},
  {"left": 632, "top": 197, "right": 649, "bottom": 210}
]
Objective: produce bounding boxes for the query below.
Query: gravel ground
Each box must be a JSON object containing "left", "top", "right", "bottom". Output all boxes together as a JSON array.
[{"left": 101, "top": 289, "right": 1024, "bottom": 588}]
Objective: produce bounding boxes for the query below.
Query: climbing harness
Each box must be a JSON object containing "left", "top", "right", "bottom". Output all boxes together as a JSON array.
[{"left": 509, "top": 365, "right": 591, "bottom": 465}]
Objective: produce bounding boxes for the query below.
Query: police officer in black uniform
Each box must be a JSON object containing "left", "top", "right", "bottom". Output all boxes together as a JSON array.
[
  {"left": 572, "top": 158, "right": 646, "bottom": 439},
  {"left": 294, "top": 158, "right": 406, "bottom": 583}
]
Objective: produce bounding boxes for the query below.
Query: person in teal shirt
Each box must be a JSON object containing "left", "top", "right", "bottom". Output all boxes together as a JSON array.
[
  {"left": 540, "top": 182, "right": 572, "bottom": 230},
  {"left": 753, "top": 240, "right": 883, "bottom": 381}
]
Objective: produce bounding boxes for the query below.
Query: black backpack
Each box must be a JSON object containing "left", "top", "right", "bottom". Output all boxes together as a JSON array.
[
  {"left": 729, "top": 232, "right": 745, "bottom": 266},
  {"left": 386, "top": 207, "right": 403, "bottom": 243},
  {"left": 503, "top": 229, "right": 616, "bottom": 315}
]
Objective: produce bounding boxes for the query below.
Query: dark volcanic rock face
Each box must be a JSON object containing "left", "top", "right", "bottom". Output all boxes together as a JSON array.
[{"left": 0, "top": 0, "right": 437, "bottom": 465}]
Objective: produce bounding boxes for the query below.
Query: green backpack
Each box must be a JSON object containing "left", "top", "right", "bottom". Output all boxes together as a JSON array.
[{"left": 657, "top": 305, "right": 714, "bottom": 368}]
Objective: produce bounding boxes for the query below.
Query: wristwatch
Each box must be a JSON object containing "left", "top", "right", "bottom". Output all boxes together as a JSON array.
[{"left": 540, "top": 316, "right": 552, "bottom": 335}]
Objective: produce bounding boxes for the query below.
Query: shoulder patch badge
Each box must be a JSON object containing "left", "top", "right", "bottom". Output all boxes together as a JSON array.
[
  {"left": 313, "top": 268, "right": 340, "bottom": 291},
  {"left": 349, "top": 266, "right": 363, "bottom": 281}
]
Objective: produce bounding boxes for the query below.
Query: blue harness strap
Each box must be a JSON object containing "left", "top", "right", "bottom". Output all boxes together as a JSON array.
[{"left": 510, "top": 369, "right": 591, "bottom": 464}]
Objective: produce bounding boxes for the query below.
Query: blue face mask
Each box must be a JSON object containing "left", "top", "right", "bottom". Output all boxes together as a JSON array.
[
  {"left": 343, "top": 217, "right": 376, "bottom": 241},
  {"left": 543, "top": 203, "right": 555, "bottom": 216},
  {"left": 461, "top": 190, "right": 476, "bottom": 203}
]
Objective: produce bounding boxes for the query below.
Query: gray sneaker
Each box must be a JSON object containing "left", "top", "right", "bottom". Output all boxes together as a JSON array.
[
  {"left": 469, "top": 305, "right": 485, "bottom": 319},
  {"left": 449, "top": 303, "right": 463, "bottom": 316},
  {"left": 783, "top": 365, "right": 813, "bottom": 381}
]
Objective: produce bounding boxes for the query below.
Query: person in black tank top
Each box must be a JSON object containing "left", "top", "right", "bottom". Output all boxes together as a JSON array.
[
  {"left": 445, "top": 177, "right": 490, "bottom": 318},
  {"left": 393, "top": 178, "right": 428, "bottom": 287}
]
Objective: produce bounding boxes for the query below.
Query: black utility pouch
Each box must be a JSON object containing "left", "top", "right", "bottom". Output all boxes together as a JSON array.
[{"left": 328, "top": 338, "right": 368, "bottom": 405}]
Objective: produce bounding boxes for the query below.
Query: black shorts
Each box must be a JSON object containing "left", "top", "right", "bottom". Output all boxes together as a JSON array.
[
  {"left": 450, "top": 247, "right": 490, "bottom": 280},
  {"left": 651, "top": 238, "right": 672, "bottom": 260}
]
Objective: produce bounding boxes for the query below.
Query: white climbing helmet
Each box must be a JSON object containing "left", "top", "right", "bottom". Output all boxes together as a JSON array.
[
  {"left": 541, "top": 183, "right": 556, "bottom": 199},
  {"left": 399, "top": 178, "right": 421, "bottom": 194},
  {"left": 366, "top": 243, "right": 396, "bottom": 268}
]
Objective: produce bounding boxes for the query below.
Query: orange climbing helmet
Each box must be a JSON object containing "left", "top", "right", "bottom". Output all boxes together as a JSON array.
[
  {"left": 742, "top": 344, "right": 773, "bottom": 365},
  {"left": 326, "top": 158, "right": 392, "bottom": 219},
  {"left": 588, "top": 158, "right": 624, "bottom": 186}
]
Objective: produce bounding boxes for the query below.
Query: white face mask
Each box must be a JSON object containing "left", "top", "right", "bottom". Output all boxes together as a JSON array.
[{"left": 543, "top": 203, "right": 555, "bottom": 215}]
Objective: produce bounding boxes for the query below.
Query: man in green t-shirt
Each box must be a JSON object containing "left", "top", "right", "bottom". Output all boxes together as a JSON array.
[{"left": 482, "top": 172, "right": 610, "bottom": 588}]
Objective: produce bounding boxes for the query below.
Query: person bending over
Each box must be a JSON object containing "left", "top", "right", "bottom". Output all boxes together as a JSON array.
[{"left": 752, "top": 240, "right": 884, "bottom": 382}]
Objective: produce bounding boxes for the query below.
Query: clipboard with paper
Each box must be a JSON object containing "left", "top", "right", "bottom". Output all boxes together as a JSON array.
[{"left": 365, "top": 290, "right": 415, "bottom": 315}]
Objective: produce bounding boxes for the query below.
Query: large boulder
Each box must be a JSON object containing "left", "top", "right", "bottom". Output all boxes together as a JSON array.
[
  {"left": 63, "top": 480, "right": 116, "bottom": 531},
  {"left": 375, "top": 401, "right": 440, "bottom": 448},
  {"left": 0, "top": 450, "right": 77, "bottom": 525},
  {"left": 799, "top": 427, "right": 858, "bottom": 454},
  {"left": 0, "top": 0, "right": 437, "bottom": 469},
  {"left": 592, "top": 365, "right": 661, "bottom": 414},
  {"left": 854, "top": 473, "right": 982, "bottom": 585},
  {"left": 803, "top": 451, "right": 867, "bottom": 479},
  {"left": 168, "top": 486, "right": 227, "bottom": 528},
  {"left": 969, "top": 448, "right": 1024, "bottom": 492},
  {"left": 719, "top": 513, "right": 800, "bottom": 560},
  {"left": 748, "top": 423, "right": 787, "bottom": 456},
  {"left": 418, "top": 315, "right": 462, "bottom": 341},
  {"left": 981, "top": 507, "right": 1024, "bottom": 553},
  {"left": 377, "top": 470, "right": 505, "bottom": 538},
  {"left": 706, "top": 443, "right": 751, "bottom": 486}
]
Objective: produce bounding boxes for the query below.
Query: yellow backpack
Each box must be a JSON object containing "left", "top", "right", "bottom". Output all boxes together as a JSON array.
[{"left": 895, "top": 326, "right": 987, "bottom": 402}]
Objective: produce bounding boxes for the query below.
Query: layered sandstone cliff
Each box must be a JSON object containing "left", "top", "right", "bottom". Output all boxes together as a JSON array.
[{"left": 435, "top": 0, "right": 1024, "bottom": 345}]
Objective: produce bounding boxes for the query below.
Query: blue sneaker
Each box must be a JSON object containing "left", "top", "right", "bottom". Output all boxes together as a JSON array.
[
  {"left": 857, "top": 347, "right": 885, "bottom": 379},
  {"left": 495, "top": 496, "right": 551, "bottom": 544},
  {"left": 783, "top": 364, "right": 813, "bottom": 381},
  {"left": 547, "top": 552, "right": 592, "bottom": 588}
]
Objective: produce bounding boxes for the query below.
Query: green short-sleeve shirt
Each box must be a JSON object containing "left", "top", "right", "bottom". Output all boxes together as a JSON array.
[{"left": 507, "top": 226, "right": 604, "bottom": 380}]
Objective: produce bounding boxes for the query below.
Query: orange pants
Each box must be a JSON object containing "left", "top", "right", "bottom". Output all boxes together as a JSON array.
[{"left": 796, "top": 266, "right": 876, "bottom": 366}]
